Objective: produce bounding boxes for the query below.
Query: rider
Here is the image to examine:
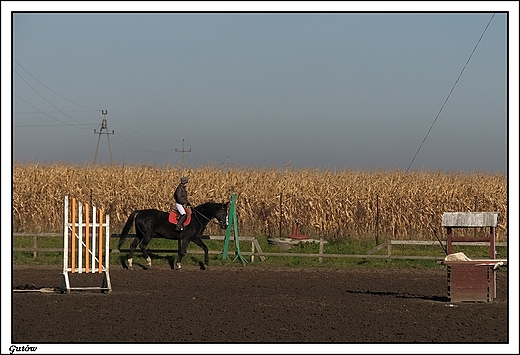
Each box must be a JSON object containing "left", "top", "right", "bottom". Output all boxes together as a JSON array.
[{"left": 174, "top": 176, "right": 191, "bottom": 231}]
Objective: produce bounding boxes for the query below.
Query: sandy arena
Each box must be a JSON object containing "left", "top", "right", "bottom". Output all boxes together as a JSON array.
[{"left": 11, "top": 264, "right": 509, "bottom": 348}]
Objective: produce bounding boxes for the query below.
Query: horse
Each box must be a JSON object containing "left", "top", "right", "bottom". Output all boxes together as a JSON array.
[{"left": 117, "top": 201, "right": 229, "bottom": 270}]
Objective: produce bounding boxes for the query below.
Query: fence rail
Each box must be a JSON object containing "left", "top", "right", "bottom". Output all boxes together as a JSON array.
[
  {"left": 13, "top": 233, "right": 265, "bottom": 262},
  {"left": 13, "top": 233, "right": 507, "bottom": 261}
]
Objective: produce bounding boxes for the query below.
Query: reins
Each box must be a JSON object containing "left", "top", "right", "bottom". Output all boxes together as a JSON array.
[{"left": 192, "top": 205, "right": 223, "bottom": 227}]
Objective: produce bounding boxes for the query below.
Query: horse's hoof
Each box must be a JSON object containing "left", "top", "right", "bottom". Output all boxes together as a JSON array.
[{"left": 176, "top": 263, "right": 182, "bottom": 270}]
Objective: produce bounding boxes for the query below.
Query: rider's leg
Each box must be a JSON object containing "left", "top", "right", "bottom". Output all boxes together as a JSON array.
[
  {"left": 176, "top": 213, "right": 187, "bottom": 231},
  {"left": 175, "top": 203, "right": 187, "bottom": 231}
]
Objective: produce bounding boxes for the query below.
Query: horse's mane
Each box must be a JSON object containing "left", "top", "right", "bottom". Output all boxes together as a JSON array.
[{"left": 194, "top": 201, "right": 223, "bottom": 211}]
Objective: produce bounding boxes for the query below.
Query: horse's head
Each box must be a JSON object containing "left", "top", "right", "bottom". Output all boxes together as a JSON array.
[
  {"left": 215, "top": 202, "right": 229, "bottom": 230},
  {"left": 194, "top": 201, "right": 230, "bottom": 230}
]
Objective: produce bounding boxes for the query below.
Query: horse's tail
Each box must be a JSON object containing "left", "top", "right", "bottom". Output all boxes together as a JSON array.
[{"left": 117, "top": 210, "right": 139, "bottom": 250}]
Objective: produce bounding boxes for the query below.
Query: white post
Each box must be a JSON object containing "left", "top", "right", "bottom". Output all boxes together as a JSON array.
[
  {"left": 78, "top": 201, "right": 83, "bottom": 273},
  {"left": 61, "top": 196, "right": 71, "bottom": 293},
  {"left": 92, "top": 205, "right": 97, "bottom": 273},
  {"left": 105, "top": 214, "right": 110, "bottom": 272},
  {"left": 63, "top": 196, "right": 69, "bottom": 272}
]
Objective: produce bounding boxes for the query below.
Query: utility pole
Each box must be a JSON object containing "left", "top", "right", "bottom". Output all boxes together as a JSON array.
[
  {"left": 93, "top": 110, "right": 114, "bottom": 165},
  {"left": 175, "top": 139, "right": 191, "bottom": 169}
]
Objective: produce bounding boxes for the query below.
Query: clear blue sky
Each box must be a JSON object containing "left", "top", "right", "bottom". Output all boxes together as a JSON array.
[{"left": 5, "top": 4, "right": 517, "bottom": 174}]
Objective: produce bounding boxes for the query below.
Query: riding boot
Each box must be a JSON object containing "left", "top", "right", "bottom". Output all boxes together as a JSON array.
[{"left": 176, "top": 214, "right": 187, "bottom": 232}]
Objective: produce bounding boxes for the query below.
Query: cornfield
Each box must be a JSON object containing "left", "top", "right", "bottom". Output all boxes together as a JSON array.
[{"left": 13, "top": 162, "right": 508, "bottom": 242}]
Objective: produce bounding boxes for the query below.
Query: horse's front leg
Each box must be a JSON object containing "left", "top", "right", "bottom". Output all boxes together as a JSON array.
[
  {"left": 191, "top": 238, "right": 209, "bottom": 268},
  {"left": 176, "top": 237, "right": 189, "bottom": 270}
]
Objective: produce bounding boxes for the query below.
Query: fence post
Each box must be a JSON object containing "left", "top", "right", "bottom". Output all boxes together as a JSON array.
[
  {"left": 33, "top": 236, "right": 37, "bottom": 259},
  {"left": 375, "top": 194, "right": 380, "bottom": 246},
  {"left": 319, "top": 236, "right": 324, "bottom": 263},
  {"left": 279, "top": 193, "right": 283, "bottom": 239}
]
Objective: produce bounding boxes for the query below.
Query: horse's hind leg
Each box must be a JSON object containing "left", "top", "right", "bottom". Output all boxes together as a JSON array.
[
  {"left": 127, "top": 236, "right": 140, "bottom": 268},
  {"left": 139, "top": 238, "right": 152, "bottom": 267},
  {"left": 134, "top": 222, "right": 153, "bottom": 267}
]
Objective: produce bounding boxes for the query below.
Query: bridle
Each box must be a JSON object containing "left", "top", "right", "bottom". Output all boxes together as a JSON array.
[{"left": 192, "top": 204, "right": 227, "bottom": 228}]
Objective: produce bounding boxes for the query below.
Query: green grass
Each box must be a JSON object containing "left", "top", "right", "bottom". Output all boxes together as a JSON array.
[{"left": 12, "top": 234, "right": 508, "bottom": 270}]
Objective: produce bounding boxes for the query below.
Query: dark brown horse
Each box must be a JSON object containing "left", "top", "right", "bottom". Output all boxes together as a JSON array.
[{"left": 117, "top": 202, "right": 229, "bottom": 269}]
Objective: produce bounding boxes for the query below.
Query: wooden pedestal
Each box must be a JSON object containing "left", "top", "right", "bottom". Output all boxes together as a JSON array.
[{"left": 444, "top": 261, "right": 496, "bottom": 302}]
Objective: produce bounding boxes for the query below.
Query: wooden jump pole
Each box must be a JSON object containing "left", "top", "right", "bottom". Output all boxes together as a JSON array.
[
  {"left": 92, "top": 204, "right": 97, "bottom": 273},
  {"left": 71, "top": 197, "right": 76, "bottom": 273},
  {"left": 98, "top": 208, "right": 103, "bottom": 273},
  {"left": 85, "top": 203, "right": 90, "bottom": 273}
]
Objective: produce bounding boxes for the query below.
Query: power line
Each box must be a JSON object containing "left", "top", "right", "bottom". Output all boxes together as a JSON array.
[
  {"left": 13, "top": 63, "right": 216, "bottom": 165},
  {"left": 109, "top": 133, "right": 179, "bottom": 154},
  {"left": 183, "top": 140, "right": 211, "bottom": 162},
  {"left": 16, "top": 110, "right": 95, "bottom": 114},
  {"left": 405, "top": 13, "right": 496, "bottom": 173},
  {"left": 107, "top": 111, "right": 176, "bottom": 144},
  {"left": 14, "top": 94, "right": 92, "bottom": 129},
  {"left": 14, "top": 123, "right": 97, "bottom": 128},
  {"left": 14, "top": 72, "right": 93, "bottom": 129},
  {"left": 14, "top": 61, "right": 99, "bottom": 111},
  {"left": 14, "top": 65, "right": 179, "bottom": 156}
]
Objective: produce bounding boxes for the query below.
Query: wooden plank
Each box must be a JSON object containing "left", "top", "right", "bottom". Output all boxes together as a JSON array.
[
  {"left": 252, "top": 239, "right": 266, "bottom": 261},
  {"left": 13, "top": 233, "right": 61, "bottom": 237},
  {"left": 109, "top": 234, "right": 255, "bottom": 241},
  {"left": 450, "top": 236, "right": 494, "bottom": 243},
  {"left": 14, "top": 233, "right": 507, "bottom": 247},
  {"left": 449, "top": 288, "right": 490, "bottom": 302},
  {"left": 386, "top": 242, "right": 507, "bottom": 248},
  {"left": 442, "top": 212, "right": 498, "bottom": 227},
  {"left": 391, "top": 240, "right": 441, "bottom": 245},
  {"left": 449, "top": 292, "right": 490, "bottom": 303},
  {"left": 366, "top": 240, "right": 390, "bottom": 255},
  {"left": 448, "top": 241, "right": 506, "bottom": 246},
  {"left": 447, "top": 264, "right": 493, "bottom": 302},
  {"left": 14, "top": 247, "right": 62, "bottom": 252},
  {"left": 450, "top": 265, "right": 489, "bottom": 284},
  {"left": 247, "top": 252, "right": 443, "bottom": 260},
  {"left": 13, "top": 233, "right": 507, "bottom": 262},
  {"left": 390, "top": 240, "right": 506, "bottom": 246}
]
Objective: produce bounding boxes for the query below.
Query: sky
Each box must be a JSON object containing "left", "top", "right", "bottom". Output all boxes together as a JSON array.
[
  {"left": 4, "top": 2, "right": 518, "bottom": 173},
  {"left": 2, "top": 2, "right": 520, "bottom": 354}
]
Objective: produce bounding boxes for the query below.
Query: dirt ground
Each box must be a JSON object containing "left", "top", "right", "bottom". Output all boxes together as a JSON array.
[{"left": 10, "top": 264, "right": 511, "bottom": 349}]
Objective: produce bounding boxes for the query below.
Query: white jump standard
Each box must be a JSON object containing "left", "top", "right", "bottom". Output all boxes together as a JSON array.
[{"left": 61, "top": 195, "right": 112, "bottom": 293}]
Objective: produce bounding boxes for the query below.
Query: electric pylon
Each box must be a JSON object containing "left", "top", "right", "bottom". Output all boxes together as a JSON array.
[
  {"left": 93, "top": 110, "right": 114, "bottom": 165},
  {"left": 175, "top": 139, "right": 191, "bottom": 169}
]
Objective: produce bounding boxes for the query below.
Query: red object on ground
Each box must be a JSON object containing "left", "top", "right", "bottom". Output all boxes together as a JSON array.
[
  {"left": 288, "top": 220, "right": 309, "bottom": 239},
  {"left": 288, "top": 234, "right": 309, "bottom": 240}
]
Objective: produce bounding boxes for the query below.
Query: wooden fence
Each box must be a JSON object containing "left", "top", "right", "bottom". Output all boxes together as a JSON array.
[{"left": 13, "top": 233, "right": 507, "bottom": 262}]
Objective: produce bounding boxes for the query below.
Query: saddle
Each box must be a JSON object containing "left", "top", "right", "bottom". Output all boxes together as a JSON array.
[{"left": 168, "top": 207, "right": 192, "bottom": 226}]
